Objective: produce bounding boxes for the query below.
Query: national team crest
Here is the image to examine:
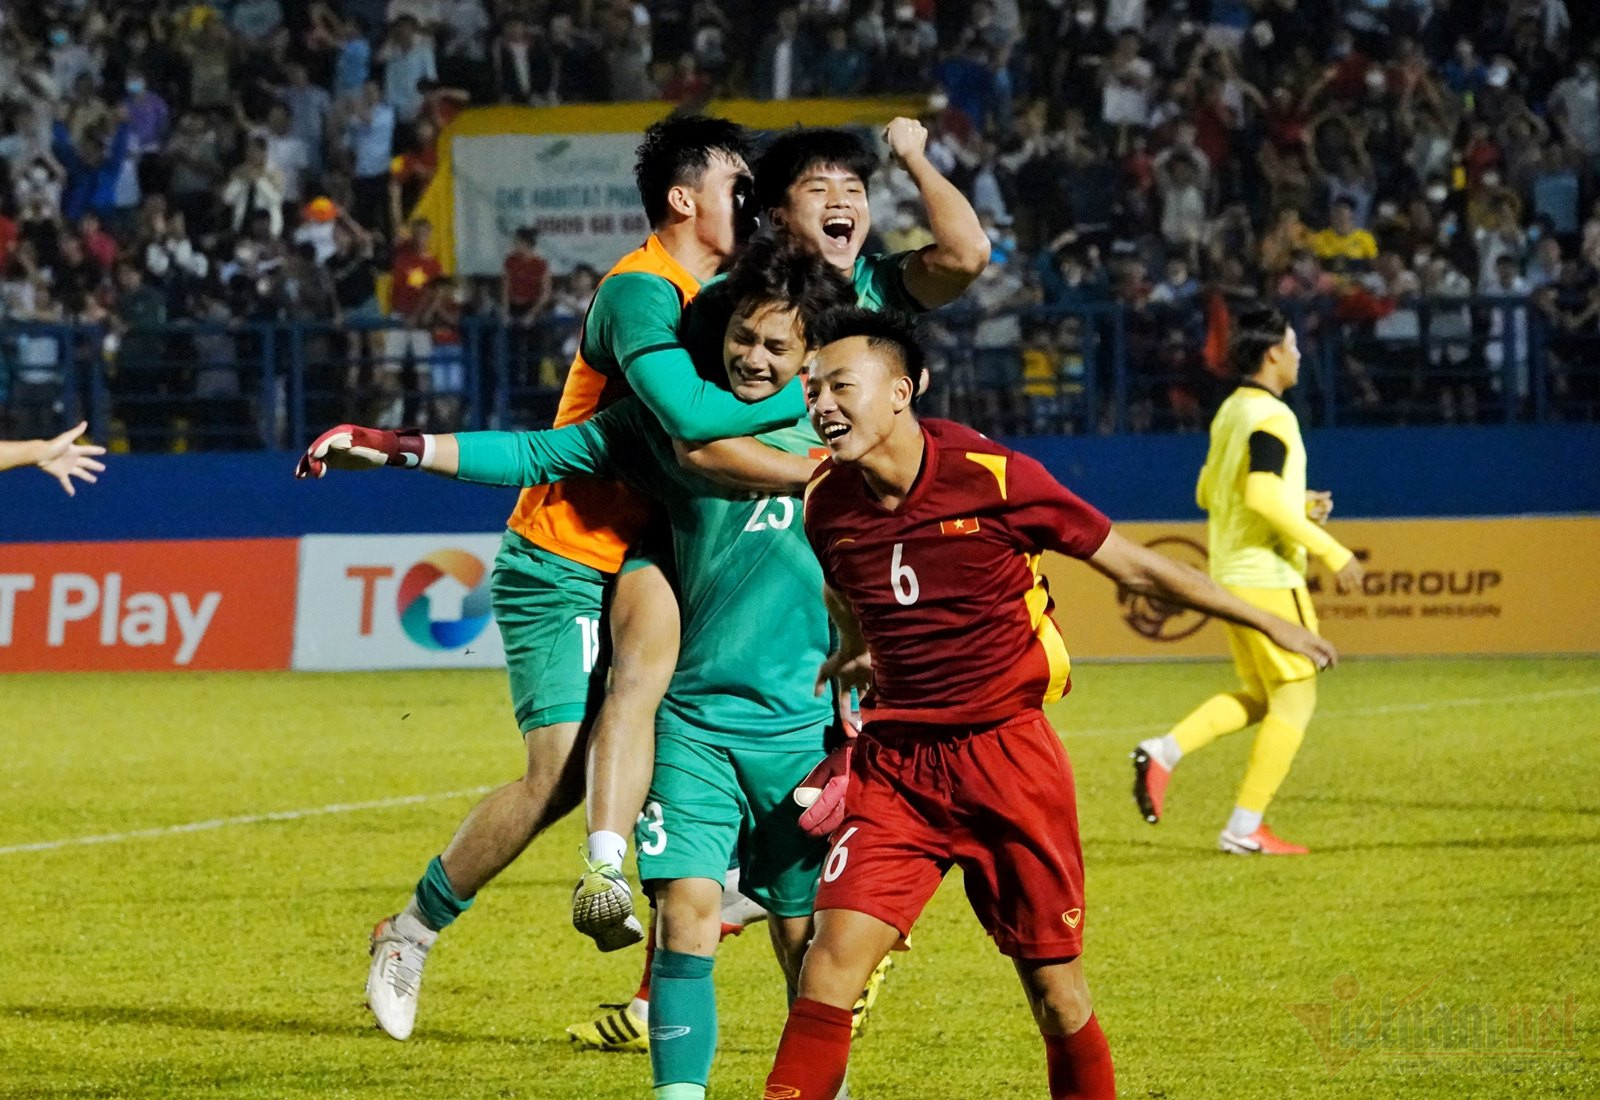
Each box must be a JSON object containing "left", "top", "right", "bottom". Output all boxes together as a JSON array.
[{"left": 940, "top": 517, "right": 981, "bottom": 535}]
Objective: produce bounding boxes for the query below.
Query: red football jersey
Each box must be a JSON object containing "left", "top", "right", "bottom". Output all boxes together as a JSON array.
[{"left": 804, "top": 418, "right": 1111, "bottom": 728}]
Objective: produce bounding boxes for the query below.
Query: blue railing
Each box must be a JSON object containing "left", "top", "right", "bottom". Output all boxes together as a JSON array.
[{"left": 1, "top": 297, "right": 1593, "bottom": 451}]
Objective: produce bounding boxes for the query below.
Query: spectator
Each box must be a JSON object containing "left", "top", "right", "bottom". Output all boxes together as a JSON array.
[
  {"left": 345, "top": 83, "right": 397, "bottom": 232},
  {"left": 1310, "top": 198, "right": 1379, "bottom": 277},
  {"left": 752, "top": 9, "right": 812, "bottom": 101},
  {"left": 1156, "top": 152, "right": 1208, "bottom": 260},
  {"left": 164, "top": 114, "right": 225, "bottom": 235},
  {"left": 1482, "top": 253, "right": 1532, "bottom": 405},
  {"left": 381, "top": 17, "right": 439, "bottom": 125},
  {"left": 816, "top": 24, "right": 868, "bottom": 96},
  {"left": 493, "top": 17, "right": 551, "bottom": 104},
  {"left": 222, "top": 138, "right": 287, "bottom": 238},
  {"left": 280, "top": 62, "right": 334, "bottom": 179},
  {"left": 384, "top": 218, "right": 443, "bottom": 424},
  {"left": 9, "top": 282, "right": 67, "bottom": 438},
  {"left": 548, "top": 14, "right": 610, "bottom": 103},
  {"left": 1102, "top": 31, "right": 1155, "bottom": 130},
  {"left": 258, "top": 105, "right": 312, "bottom": 208}
]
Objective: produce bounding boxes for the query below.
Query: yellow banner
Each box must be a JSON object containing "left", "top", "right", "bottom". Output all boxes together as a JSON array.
[{"left": 1041, "top": 518, "right": 1600, "bottom": 658}]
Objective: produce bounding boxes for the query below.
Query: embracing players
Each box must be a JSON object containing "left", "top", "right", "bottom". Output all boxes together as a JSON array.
[
  {"left": 328, "top": 116, "right": 808, "bottom": 1042},
  {"left": 762, "top": 309, "right": 1338, "bottom": 1099},
  {"left": 1132, "top": 307, "right": 1363, "bottom": 853},
  {"left": 302, "top": 239, "right": 859, "bottom": 1100}
]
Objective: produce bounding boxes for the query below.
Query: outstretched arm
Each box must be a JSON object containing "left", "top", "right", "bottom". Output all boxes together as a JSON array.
[
  {"left": 884, "top": 117, "right": 991, "bottom": 308},
  {"left": 295, "top": 402, "right": 641, "bottom": 486},
  {"left": 0, "top": 421, "right": 107, "bottom": 495},
  {"left": 1087, "top": 530, "right": 1338, "bottom": 668}
]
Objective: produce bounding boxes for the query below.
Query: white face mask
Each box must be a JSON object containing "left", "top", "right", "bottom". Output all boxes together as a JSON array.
[{"left": 1427, "top": 184, "right": 1449, "bottom": 203}]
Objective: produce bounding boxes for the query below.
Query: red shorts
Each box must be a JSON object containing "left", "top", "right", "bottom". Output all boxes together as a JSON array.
[{"left": 814, "top": 709, "right": 1086, "bottom": 960}]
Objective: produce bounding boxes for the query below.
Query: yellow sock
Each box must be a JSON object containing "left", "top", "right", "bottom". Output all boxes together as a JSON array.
[
  {"left": 1171, "top": 691, "right": 1266, "bottom": 756},
  {"left": 1234, "top": 678, "right": 1316, "bottom": 814}
]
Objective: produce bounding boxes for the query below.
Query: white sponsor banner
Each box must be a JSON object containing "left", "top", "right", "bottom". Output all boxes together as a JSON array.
[
  {"left": 451, "top": 132, "right": 650, "bottom": 276},
  {"left": 292, "top": 534, "right": 508, "bottom": 671}
]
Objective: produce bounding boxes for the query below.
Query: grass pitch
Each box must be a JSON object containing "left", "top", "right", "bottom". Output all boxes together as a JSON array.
[{"left": 2, "top": 658, "right": 1596, "bottom": 1098}]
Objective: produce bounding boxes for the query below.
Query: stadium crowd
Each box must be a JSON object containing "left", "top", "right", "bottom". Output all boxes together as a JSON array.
[{"left": 1, "top": 0, "right": 1598, "bottom": 447}]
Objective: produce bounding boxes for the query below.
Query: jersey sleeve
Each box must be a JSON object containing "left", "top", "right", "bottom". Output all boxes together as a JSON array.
[
  {"left": 452, "top": 400, "right": 646, "bottom": 487},
  {"left": 857, "top": 251, "right": 929, "bottom": 316},
  {"left": 590, "top": 273, "right": 807, "bottom": 442},
  {"left": 1241, "top": 414, "right": 1353, "bottom": 569},
  {"left": 1005, "top": 451, "right": 1113, "bottom": 560}
]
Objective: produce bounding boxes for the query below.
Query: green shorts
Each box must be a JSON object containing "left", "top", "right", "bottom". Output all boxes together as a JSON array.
[
  {"left": 491, "top": 530, "right": 610, "bottom": 733},
  {"left": 635, "top": 726, "right": 828, "bottom": 918}
]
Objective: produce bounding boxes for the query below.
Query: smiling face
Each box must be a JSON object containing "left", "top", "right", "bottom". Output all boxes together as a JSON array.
[
  {"left": 807, "top": 336, "right": 915, "bottom": 465},
  {"left": 774, "top": 163, "right": 871, "bottom": 274},
  {"left": 723, "top": 300, "right": 808, "bottom": 401}
]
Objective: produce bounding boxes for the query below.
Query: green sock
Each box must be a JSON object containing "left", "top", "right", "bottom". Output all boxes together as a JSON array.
[
  {"left": 412, "top": 855, "right": 473, "bottom": 932},
  {"left": 649, "top": 949, "right": 717, "bottom": 1093},
  {"left": 652, "top": 1085, "right": 706, "bottom": 1100}
]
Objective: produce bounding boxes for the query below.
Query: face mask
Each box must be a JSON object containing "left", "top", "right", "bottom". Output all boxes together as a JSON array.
[
  {"left": 894, "top": 4, "right": 915, "bottom": 19},
  {"left": 1487, "top": 64, "right": 1510, "bottom": 88},
  {"left": 1527, "top": 225, "right": 1542, "bottom": 242},
  {"left": 50, "top": 29, "right": 69, "bottom": 46},
  {"left": 28, "top": 165, "right": 48, "bottom": 183},
  {"left": 1331, "top": 41, "right": 1351, "bottom": 59},
  {"left": 1427, "top": 184, "right": 1448, "bottom": 203},
  {"left": 1076, "top": 10, "right": 1095, "bottom": 26},
  {"left": 1365, "top": 69, "right": 1386, "bottom": 91},
  {"left": 1251, "top": 22, "right": 1274, "bottom": 48},
  {"left": 126, "top": 79, "right": 145, "bottom": 95},
  {"left": 1482, "top": 171, "right": 1502, "bottom": 187}
]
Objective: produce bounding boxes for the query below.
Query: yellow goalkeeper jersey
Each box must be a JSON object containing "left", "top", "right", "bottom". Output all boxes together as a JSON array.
[{"left": 1196, "top": 383, "right": 1313, "bottom": 589}]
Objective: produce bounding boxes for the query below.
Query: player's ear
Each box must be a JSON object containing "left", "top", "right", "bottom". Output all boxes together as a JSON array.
[
  {"left": 891, "top": 371, "right": 915, "bottom": 412},
  {"left": 666, "top": 184, "right": 696, "bottom": 220}
]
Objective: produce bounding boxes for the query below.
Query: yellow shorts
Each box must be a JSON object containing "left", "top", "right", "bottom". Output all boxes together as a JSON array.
[{"left": 1222, "top": 585, "right": 1320, "bottom": 687}]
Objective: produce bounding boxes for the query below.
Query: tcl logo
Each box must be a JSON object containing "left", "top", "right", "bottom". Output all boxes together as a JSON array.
[{"left": 0, "top": 573, "right": 219, "bottom": 665}]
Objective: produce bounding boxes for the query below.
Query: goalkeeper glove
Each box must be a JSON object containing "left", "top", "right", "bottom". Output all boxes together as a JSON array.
[{"left": 295, "top": 426, "right": 427, "bottom": 479}]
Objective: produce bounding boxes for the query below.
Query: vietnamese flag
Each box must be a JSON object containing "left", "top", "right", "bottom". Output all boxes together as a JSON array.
[{"left": 940, "top": 517, "right": 980, "bottom": 535}]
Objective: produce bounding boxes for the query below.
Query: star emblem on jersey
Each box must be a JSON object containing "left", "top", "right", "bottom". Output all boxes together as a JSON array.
[
  {"left": 940, "top": 517, "right": 981, "bottom": 535},
  {"left": 1061, "top": 908, "right": 1082, "bottom": 929}
]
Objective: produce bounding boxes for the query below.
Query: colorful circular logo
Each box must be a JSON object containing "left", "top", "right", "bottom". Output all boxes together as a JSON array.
[{"left": 396, "top": 549, "right": 492, "bottom": 650}]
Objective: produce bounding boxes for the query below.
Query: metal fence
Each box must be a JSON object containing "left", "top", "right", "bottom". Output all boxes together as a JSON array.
[{"left": 2, "top": 297, "right": 1594, "bottom": 451}]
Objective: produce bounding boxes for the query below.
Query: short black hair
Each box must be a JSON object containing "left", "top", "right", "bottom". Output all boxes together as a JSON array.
[
  {"left": 1229, "top": 306, "right": 1291, "bottom": 378},
  {"left": 753, "top": 128, "right": 878, "bottom": 215},
  {"left": 634, "top": 115, "right": 750, "bottom": 228},
  {"left": 718, "top": 237, "right": 857, "bottom": 346},
  {"left": 812, "top": 306, "right": 925, "bottom": 384}
]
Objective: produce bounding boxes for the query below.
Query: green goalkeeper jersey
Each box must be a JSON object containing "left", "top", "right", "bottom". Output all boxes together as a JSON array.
[{"left": 455, "top": 401, "right": 831, "bottom": 749}]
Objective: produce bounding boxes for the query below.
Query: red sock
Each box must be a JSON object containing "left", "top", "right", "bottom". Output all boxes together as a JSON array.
[
  {"left": 764, "top": 997, "right": 853, "bottom": 1099},
  {"left": 1043, "top": 1015, "right": 1115, "bottom": 1100},
  {"left": 633, "top": 920, "right": 655, "bottom": 1003}
]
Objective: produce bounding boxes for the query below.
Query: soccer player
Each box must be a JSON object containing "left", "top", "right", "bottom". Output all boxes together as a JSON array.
[
  {"left": 0, "top": 421, "right": 106, "bottom": 494},
  {"left": 1131, "top": 307, "right": 1364, "bottom": 854},
  {"left": 301, "top": 239, "right": 858, "bottom": 1100},
  {"left": 566, "top": 116, "right": 991, "bottom": 1048},
  {"left": 762, "top": 309, "right": 1337, "bottom": 1100},
  {"left": 323, "top": 117, "right": 808, "bottom": 1042}
]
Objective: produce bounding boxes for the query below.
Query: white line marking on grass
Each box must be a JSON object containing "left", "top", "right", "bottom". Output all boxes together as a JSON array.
[
  {"left": 1071, "top": 684, "right": 1600, "bottom": 740},
  {"left": 0, "top": 786, "right": 494, "bottom": 857},
  {"left": 6, "top": 688, "right": 1598, "bottom": 858}
]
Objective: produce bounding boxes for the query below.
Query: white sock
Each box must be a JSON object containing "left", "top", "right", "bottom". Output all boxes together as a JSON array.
[
  {"left": 1139, "top": 735, "right": 1182, "bottom": 771},
  {"left": 628, "top": 995, "right": 650, "bottom": 1022},
  {"left": 395, "top": 902, "right": 439, "bottom": 948},
  {"left": 1226, "top": 807, "right": 1263, "bottom": 837},
  {"left": 586, "top": 830, "right": 628, "bottom": 871}
]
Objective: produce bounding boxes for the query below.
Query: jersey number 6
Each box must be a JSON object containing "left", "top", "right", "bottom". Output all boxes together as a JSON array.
[
  {"left": 891, "top": 543, "right": 920, "bottom": 606},
  {"left": 823, "top": 825, "right": 859, "bottom": 882}
]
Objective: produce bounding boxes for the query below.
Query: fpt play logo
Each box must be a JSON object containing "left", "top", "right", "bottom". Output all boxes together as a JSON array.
[{"left": 395, "top": 550, "right": 492, "bottom": 650}]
